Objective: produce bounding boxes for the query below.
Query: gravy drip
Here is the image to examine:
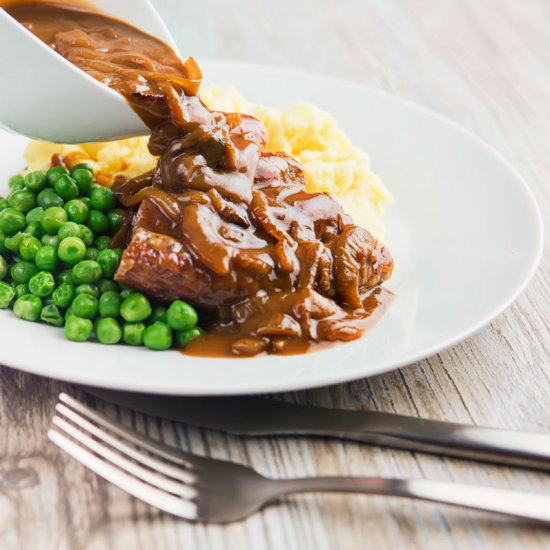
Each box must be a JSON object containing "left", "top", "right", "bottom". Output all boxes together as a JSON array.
[{"left": 7, "top": 2, "right": 394, "bottom": 356}]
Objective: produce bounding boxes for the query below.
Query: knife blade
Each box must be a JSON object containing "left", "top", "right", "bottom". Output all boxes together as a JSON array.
[{"left": 83, "top": 387, "right": 550, "bottom": 471}]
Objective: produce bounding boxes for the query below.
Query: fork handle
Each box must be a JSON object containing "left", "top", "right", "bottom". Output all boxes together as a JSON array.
[{"left": 271, "top": 477, "right": 550, "bottom": 523}]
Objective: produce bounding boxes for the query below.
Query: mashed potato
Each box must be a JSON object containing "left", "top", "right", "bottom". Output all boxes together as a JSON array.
[{"left": 24, "top": 86, "right": 391, "bottom": 235}]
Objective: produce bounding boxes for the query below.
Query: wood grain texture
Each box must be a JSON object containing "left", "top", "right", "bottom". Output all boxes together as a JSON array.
[{"left": 1, "top": 0, "right": 549, "bottom": 548}]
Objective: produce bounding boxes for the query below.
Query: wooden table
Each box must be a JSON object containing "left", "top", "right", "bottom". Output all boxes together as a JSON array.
[{"left": 1, "top": 0, "right": 549, "bottom": 548}]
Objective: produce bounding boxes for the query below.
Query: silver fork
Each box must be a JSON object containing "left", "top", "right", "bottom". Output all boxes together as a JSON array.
[{"left": 48, "top": 393, "right": 550, "bottom": 524}]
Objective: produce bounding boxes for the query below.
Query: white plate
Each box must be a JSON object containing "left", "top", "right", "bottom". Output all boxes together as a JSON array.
[{"left": 0, "top": 61, "right": 543, "bottom": 395}]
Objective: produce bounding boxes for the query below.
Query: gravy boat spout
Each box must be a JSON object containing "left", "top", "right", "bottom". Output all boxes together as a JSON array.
[{"left": 0, "top": 0, "right": 180, "bottom": 143}]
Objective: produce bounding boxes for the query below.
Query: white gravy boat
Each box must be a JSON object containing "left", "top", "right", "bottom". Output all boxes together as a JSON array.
[{"left": 0, "top": 0, "right": 180, "bottom": 143}]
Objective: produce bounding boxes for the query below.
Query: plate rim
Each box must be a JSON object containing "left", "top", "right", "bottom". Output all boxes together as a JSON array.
[{"left": 0, "top": 60, "right": 544, "bottom": 394}]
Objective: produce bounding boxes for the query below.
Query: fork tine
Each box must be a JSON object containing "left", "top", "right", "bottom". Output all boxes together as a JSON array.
[
  {"left": 56, "top": 403, "right": 195, "bottom": 484},
  {"left": 48, "top": 428, "right": 198, "bottom": 520},
  {"left": 52, "top": 415, "right": 197, "bottom": 499},
  {"left": 59, "top": 393, "right": 196, "bottom": 467}
]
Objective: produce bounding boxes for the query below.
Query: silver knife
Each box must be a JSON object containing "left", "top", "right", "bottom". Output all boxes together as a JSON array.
[{"left": 83, "top": 387, "right": 550, "bottom": 471}]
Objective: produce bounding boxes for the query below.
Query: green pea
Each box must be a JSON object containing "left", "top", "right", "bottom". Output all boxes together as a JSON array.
[
  {"left": 41, "top": 234, "right": 60, "bottom": 248},
  {"left": 0, "top": 199, "right": 9, "bottom": 212},
  {"left": 75, "top": 283, "right": 99, "bottom": 298},
  {"left": 90, "top": 186, "right": 115, "bottom": 212},
  {"left": 4, "top": 232, "right": 25, "bottom": 253},
  {"left": 72, "top": 260, "right": 102, "bottom": 284},
  {"left": 0, "top": 229, "right": 6, "bottom": 255},
  {"left": 24, "top": 171, "right": 47, "bottom": 193},
  {"left": 78, "top": 224, "right": 94, "bottom": 246},
  {"left": 10, "top": 261, "right": 39, "bottom": 284},
  {"left": 107, "top": 209, "right": 123, "bottom": 234},
  {"left": 0, "top": 256, "right": 8, "bottom": 281},
  {"left": 120, "top": 292, "right": 152, "bottom": 322},
  {"left": 37, "top": 188, "right": 64, "bottom": 209},
  {"left": 8, "top": 174, "right": 25, "bottom": 191},
  {"left": 58, "top": 221, "right": 82, "bottom": 240},
  {"left": 84, "top": 247, "right": 98, "bottom": 261},
  {"left": 87, "top": 210, "right": 108, "bottom": 234},
  {"left": 166, "top": 300, "right": 198, "bottom": 331},
  {"left": 122, "top": 322, "right": 145, "bottom": 346},
  {"left": 8, "top": 190, "right": 36, "bottom": 213},
  {"left": 94, "top": 235, "right": 111, "bottom": 250},
  {"left": 28, "top": 271, "right": 55, "bottom": 297},
  {"left": 26, "top": 206, "right": 44, "bottom": 223},
  {"left": 96, "top": 249, "right": 120, "bottom": 278},
  {"left": 71, "top": 293, "right": 98, "bottom": 319},
  {"left": 58, "top": 237, "right": 86, "bottom": 265},
  {"left": 0, "top": 281, "right": 15, "bottom": 309},
  {"left": 70, "top": 162, "right": 94, "bottom": 175},
  {"left": 150, "top": 306, "right": 167, "bottom": 323},
  {"left": 35, "top": 245, "right": 58, "bottom": 271},
  {"left": 64, "top": 199, "right": 89, "bottom": 224},
  {"left": 43, "top": 295, "right": 55, "bottom": 306},
  {"left": 56, "top": 268, "right": 73, "bottom": 285},
  {"left": 143, "top": 321, "right": 172, "bottom": 351},
  {"left": 71, "top": 168, "right": 94, "bottom": 195},
  {"left": 13, "top": 294, "right": 42, "bottom": 321},
  {"left": 119, "top": 288, "right": 135, "bottom": 300},
  {"left": 14, "top": 283, "right": 29, "bottom": 299},
  {"left": 0, "top": 208, "right": 27, "bottom": 235},
  {"left": 40, "top": 303, "right": 64, "bottom": 326},
  {"left": 79, "top": 197, "right": 93, "bottom": 210},
  {"left": 52, "top": 282, "right": 76, "bottom": 308},
  {"left": 98, "top": 279, "right": 119, "bottom": 294},
  {"left": 19, "top": 235, "right": 42, "bottom": 261},
  {"left": 98, "top": 291, "right": 122, "bottom": 318},
  {"left": 175, "top": 327, "right": 203, "bottom": 347},
  {"left": 64, "top": 315, "right": 93, "bottom": 342},
  {"left": 46, "top": 166, "right": 69, "bottom": 186},
  {"left": 53, "top": 174, "right": 79, "bottom": 201},
  {"left": 23, "top": 222, "right": 44, "bottom": 239},
  {"left": 41, "top": 206, "right": 68, "bottom": 234},
  {"left": 96, "top": 317, "right": 122, "bottom": 345}
]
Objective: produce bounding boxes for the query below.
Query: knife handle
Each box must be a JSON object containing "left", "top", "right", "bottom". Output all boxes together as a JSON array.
[
  {"left": 309, "top": 409, "right": 550, "bottom": 470},
  {"left": 83, "top": 389, "right": 550, "bottom": 471}
]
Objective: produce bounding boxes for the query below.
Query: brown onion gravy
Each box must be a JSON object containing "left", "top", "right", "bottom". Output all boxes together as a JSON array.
[{"left": 6, "top": 1, "right": 394, "bottom": 357}]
